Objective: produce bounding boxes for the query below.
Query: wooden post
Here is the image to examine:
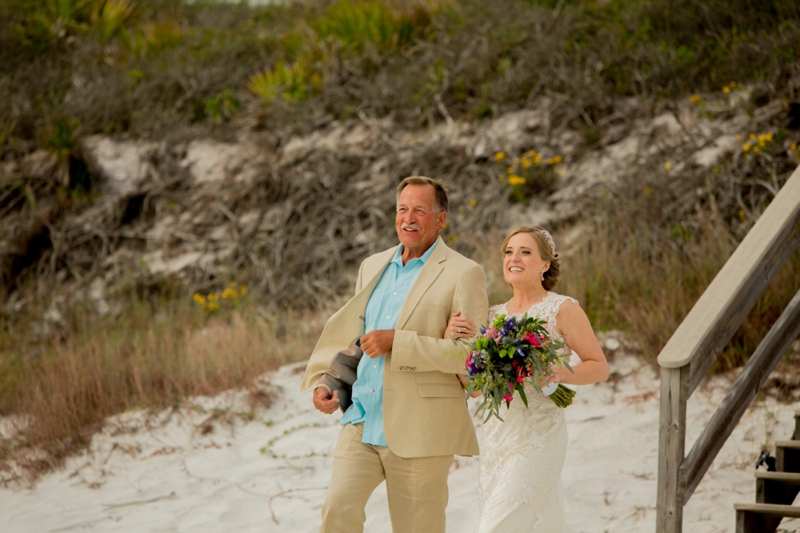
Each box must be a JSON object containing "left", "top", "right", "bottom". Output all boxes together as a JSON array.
[{"left": 657, "top": 365, "right": 688, "bottom": 533}]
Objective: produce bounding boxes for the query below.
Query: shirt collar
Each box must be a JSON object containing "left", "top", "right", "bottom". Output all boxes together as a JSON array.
[{"left": 392, "top": 236, "right": 440, "bottom": 267}]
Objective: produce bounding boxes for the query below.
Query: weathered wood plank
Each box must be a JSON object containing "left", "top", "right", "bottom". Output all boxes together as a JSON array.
[
  {"left": 679, "top": 288, "right": 800, "bottom": 501},
  {"left": 688, "top": 228, "right": 800, "bottom": 395},
  {"left": 755, "top": 471, "right": 800, "bottom": 483},
  {"left": 734, "top": 503, "right": 800, "bottom": 518},
  {"left": 736, "top": 503, "right": 800, "bottom": 533},
  {"left": 657, "top": 366, "right": 688, "bottom": 533},
  {"left": 658, "top": 166, "right": 800, "bottom": 376}
]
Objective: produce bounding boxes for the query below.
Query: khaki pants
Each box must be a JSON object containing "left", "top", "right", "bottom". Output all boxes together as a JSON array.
[{"left": 321, "top": 423, "right": 453, "bottom": 533}]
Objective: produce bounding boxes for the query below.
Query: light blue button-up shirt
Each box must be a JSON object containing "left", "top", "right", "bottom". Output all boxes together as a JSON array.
[{"left": 340, "top": 238, "right": 440, "bottom": 446}]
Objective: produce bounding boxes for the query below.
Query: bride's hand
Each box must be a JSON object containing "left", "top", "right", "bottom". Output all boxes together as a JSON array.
[
  {"left": 545, "top": 367, "right": 563, "bottom": 385},
  {"left": 446, "top": 311, "right": 477, "bottom": 339}
]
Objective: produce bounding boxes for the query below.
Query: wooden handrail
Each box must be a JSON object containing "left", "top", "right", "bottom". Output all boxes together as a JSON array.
[
  {"left": 679, "top": 287, "right": 800, "bottom": 501},
  {"left": 657, "top": 166, "right": 800, "bottom": 378},
  {"left": 657, "top": 164, "right": 800, "bottom": 533}
]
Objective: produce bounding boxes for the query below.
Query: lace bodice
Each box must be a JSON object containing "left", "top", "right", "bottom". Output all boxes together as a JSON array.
[{"left": 489, "top": 292, "right": 579, "bottom": 351}]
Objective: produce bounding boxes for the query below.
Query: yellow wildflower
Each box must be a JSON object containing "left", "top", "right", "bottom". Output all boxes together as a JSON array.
[
  {"left": 442, "top": 222, "right": 448, "bottom": 230},
  {"left": 494, "top": 152, "right": 506, "bottom": 160},
  {"left": 743, "top": 143, "right": 751, "bottom": 152},
  {"left": 689, "top": 94, "right": 702, "bottom": 104},
  {"left": 738, "top": 210, "right": 746, "bottom": 220},
  {"left": 790, "top": 142, "right": 797, "bottom": 151},
  {"left": 521, "top": 158, "right": 532, "bottom": 169},
  {"left": 208, "top": 293, "right": 218, "bottom": 301},
  {"left": 722, "top": 86, "right": 731, "bottom": 94},
  {"left": 729, "top": 81, "right": 737, "bottom": 88},
  {"left": 749, "top": 133, "right": 756, "bottom": 140},
  {"left": 753, "top": 146, "right": 760, "bottom": 153},
  {"left": 547, "top": 155, "right": 563, "bottom": 165},
  {"left": 497, "top": 175, "right": 504, "bottom": 181},
  {"left": 664, "top": 162, "right": 672, "bottom": 170},
  {"left": 507, "top": 175, "right": 526, "bottom": 186},
  {"left": 240, "top": 285, "right": 248, "bottom": 295},
  {"left": 222, "top": 288, "right": 238, "bottom": 299},
  {"left": 507, "top": 166, "right": 515, "bottom": 173},
  {"left": 644, "top": 187, "right": 653, "bottom": 195},
  {"left": 469, "top": 199, "right": 477, "bottom": 206},
  {"left": 533, "top": 153, "right": 542, "bottom": 164}
]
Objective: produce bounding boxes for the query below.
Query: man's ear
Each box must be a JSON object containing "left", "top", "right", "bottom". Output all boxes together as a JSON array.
[{"left": 437, "top": 211, "right": 447, "bottom": 230}]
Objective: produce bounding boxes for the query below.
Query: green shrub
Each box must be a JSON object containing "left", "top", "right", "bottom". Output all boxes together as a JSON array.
[
  {"left": 311, "top": 0, "right": 436, "bottom": 56},
  {"left": 248, "top": 59, "right": 320, "bottom": 104}
]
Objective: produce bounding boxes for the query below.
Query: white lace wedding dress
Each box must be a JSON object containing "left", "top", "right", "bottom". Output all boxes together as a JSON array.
[{"left": 474, "top": 292, "right": 578, "bottom": 533}]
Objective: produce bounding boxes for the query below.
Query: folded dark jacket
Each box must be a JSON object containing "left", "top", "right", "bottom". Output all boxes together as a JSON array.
[{"left": 318, "top": 337, "right": 364, "bottom": 413}]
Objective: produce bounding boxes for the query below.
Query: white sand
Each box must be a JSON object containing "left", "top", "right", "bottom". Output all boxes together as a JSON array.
[{"left": 1, "top": 352, "right": 798, "bottom": 533}]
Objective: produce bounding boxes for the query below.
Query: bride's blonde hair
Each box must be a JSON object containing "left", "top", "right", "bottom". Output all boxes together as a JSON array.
[{"left": 500, "top": 226, "right": 561, "bottom": 291}]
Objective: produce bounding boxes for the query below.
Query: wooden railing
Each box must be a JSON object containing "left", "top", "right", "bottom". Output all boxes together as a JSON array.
[{"left": 656, "top": 165, "right": 800, "bottom": 533}]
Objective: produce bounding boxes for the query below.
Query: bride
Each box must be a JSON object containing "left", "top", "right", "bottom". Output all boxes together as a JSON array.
[{"left": 447, "top": 226, "right": 610, "bottom": 533}]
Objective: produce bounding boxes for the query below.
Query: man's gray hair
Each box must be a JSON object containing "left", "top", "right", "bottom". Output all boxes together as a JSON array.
[{"left": 396, "top": 176, "right": 449, "bottom": 213}]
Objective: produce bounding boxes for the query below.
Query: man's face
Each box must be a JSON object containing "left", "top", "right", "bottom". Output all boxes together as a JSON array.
[{"left": 395, "top": 185, "right": 446, "bottom": 254}]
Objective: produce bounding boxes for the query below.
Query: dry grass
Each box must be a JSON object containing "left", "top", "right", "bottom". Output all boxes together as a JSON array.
[
  {"left": 557, "top": 202, "right": 800, "bottom": 370},
  {"left": 0, "top": 292, "right": 322, "bottom": 479}
]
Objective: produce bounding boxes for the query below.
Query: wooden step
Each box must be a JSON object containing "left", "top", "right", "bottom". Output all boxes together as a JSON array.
[
  {"left": 735, "top": 503, "right": 800, "bottom": 533},
  {"left": 776, "top": 440, "right": 800, "bottom": 473},
  {"left": 756, "top": 471, "right": 800, "bottom": 484},
  {"left": 756, "top": 471, "right": 800, "bottom": 505}
]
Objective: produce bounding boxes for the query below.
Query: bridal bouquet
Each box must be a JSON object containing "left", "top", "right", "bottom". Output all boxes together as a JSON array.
[{"left": 461, "top": 313, "right": 575, "bottom": 422}]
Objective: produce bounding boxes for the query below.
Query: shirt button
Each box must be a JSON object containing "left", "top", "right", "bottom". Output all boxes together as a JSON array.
[
  {"left": 370, "top": 389, "right": 375, "bottom": 393},
  {"left": 393, "top": 292, "right": 397, "bottom": 295},
  {"left": 386, "top": 315, "right": 390, "bottom": 319},
  {"left": 373, "top": 364, "right": 377, "bottom": 368}
]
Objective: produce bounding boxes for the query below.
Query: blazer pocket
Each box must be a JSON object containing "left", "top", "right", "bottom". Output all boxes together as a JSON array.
[{"left": 418, "top": 383, "right": 462, "bottom": 398}]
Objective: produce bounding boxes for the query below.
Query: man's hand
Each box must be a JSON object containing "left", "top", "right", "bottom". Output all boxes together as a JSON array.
[
  {"left": 313, "top": 387, "right": 340, "bottom": 414},
  {"left": 360, "top": 330, "right": 395, "bottom": 359}
]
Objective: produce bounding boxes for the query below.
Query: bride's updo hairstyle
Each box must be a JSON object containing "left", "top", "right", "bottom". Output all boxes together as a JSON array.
[{"left": 501, "top": 226, "right": 561, "bottom": 291}]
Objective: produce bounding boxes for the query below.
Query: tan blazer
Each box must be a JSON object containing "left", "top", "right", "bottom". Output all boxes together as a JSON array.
[{"left": 300, "top": 240, "right": 488, "bottom": 458}]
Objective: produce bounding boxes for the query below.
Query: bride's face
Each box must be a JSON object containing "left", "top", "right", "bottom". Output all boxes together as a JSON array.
[{"left": 503, "top": 232, "right": 550, "bottom": 289}]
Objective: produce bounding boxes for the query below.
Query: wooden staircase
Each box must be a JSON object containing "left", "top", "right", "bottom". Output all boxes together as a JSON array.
[
  {"left": 655, "top": 165, "right": 800, "bottom": 533},
  {"left": 734, "top": 412, "right": 800, "bottom": 532}
]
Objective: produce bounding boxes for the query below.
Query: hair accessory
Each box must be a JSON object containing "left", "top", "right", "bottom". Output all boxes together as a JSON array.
[{"left": 538, "top": 228, "right": 557, "bottom": 256}]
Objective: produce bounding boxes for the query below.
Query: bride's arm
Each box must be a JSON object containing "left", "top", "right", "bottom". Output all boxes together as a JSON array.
[
  {"left": 445, "top": 312, "right": 482, "bottom": 398},
  {"left": 550, "top": 301, "right": 610, "bottom": 386}
]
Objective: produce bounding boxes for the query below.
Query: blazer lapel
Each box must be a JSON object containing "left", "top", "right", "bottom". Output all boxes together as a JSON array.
[{"left": 395, "top": 240, "right": 447, "bottom": 330}]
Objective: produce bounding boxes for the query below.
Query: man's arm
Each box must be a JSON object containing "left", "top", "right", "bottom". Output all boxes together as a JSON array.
[
  {"left": 390, "top": 264, "right": 489, "bottom": 374},
  {"left": 310, "top": 259, "right": 369, "bottom": 413}
]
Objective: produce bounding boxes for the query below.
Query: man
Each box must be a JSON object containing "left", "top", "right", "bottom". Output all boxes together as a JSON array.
[{"left": 300, "top": 176, "right": 489, "bottom": 533}]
